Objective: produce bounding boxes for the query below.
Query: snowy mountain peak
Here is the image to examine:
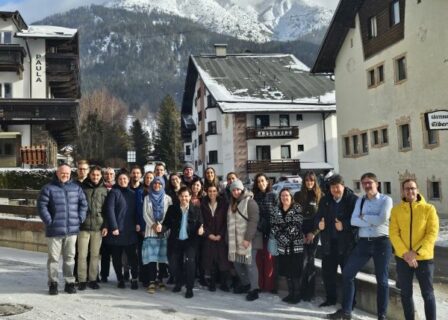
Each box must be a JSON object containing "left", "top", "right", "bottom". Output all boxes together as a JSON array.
[{"left": 107, "top": 0, "right": 333, "bottom": 42}]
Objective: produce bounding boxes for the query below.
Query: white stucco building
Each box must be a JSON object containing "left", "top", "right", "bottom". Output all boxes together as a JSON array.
[
  {"left": 312, "top": 0, "right": 448, "bottom": 216},
  {"left": 0, "top": 11, "right": 80, "bottom": 167},
  {"left": 181, "top": 45, "right": 338, "bottom": 181}
]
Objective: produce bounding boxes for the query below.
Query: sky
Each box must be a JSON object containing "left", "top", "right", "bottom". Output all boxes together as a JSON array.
[{"left": 0, "top": 0, "right": 340, "bottom": 24}]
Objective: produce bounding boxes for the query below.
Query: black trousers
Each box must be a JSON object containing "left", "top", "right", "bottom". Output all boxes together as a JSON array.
[
  {"left": 170, "top": 240, "right": 197, "bottom": 289},
  {"left": 111, "top": 244, "right": 138, "bottom": 281},
  {"left": 321, "top": 240, "right": 350, "bottom": 303},
  {"left": 148, "top": 262, "right": 168, "bottom": 283},
  {"left": 100, "top": 242, "right": 112, "bottom": 279},
  {"left": 301, "top": 239, "right": 318, "bottom": 299}
]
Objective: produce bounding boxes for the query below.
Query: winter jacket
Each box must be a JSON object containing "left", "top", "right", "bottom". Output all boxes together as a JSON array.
[
  {"left": 295, "top": 189, "right": 321, "bottom": 235},
  {"left": 315, "top": 187, "right": 358, "bottom": 255},
  {"left": 201, "top": 196, "right": 231, "bottom": 271},
  {"left": 390, "top": 194, "right": 439, "bottom": 260},
  {"left": 81, "top": 178, "right": 108, "bottom": 231},
  {"left": 38, "top": 177, "right": 88, "bottom": 237},
  {"left": 104, "top": 185, "right": 137, "bottom": 246},
  {"left": 253, "top": 191, "right": 277, "bottom": 238},
  {"left": 163, "top": 203, "right": 203, "bottom": 251},
  {"left": 134, "top": 185, "right": 145, "bottom": 230},
  {"left": 143, "top": 194, "right": 172, "bottom": 238},
  {"left": 270, "top": 203, "right": 304, "bottom": 255}
]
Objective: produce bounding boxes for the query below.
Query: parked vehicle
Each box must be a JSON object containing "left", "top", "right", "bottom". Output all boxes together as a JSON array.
[{"left": 272, "top": 180, "right": 301, "bottom": 196}]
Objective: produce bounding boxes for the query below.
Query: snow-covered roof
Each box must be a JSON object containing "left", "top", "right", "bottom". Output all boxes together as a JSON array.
[
  {"left": 16, "top": 25, "right": 77, "bottom": 39},
  {"left": 184, "top": 53, "right": 335, "bottom": 114}
]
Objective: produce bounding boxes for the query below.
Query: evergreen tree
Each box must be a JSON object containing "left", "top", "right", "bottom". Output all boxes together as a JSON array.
[
  {"left": 130, "top": 119, "right": 151, "bottom": 167},
  {"left": 154, "top": 95, "right": 182, "bottom": 171}
]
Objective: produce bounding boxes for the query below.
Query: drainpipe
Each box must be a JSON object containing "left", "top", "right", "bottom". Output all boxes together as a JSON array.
[
  {"left": 321, "top": 112, "right": 328, "bottom": 163},
  {"left": 24, "top": 38, "right": 32, "bottom": 98}
]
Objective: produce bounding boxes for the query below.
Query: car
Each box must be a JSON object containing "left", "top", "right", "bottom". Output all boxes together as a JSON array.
[{"left": 272, "top": 181, "right": 301, "bottom": 196}]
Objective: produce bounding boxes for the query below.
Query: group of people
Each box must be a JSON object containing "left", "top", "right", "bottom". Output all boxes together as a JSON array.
[{"left": 37, "top": 161, "right": 439, "bottom": 320}]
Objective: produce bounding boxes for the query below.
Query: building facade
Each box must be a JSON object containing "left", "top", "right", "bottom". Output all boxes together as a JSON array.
[
  {"left": 182, "top": 45, "right": 338, "bottom": 181},
  {"left": 312, "top": 0, "right": 448, "bottom": 216},
  {"left": 0, "top": 11, "right": 80, "bottom": 168}
]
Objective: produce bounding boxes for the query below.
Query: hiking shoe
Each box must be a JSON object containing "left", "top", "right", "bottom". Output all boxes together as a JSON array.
[
  {"left": 147, "top": 282, "right": 156, "bottom": 294},
  {"left": 64, "top": 283, "right": 77, "bottom": 294},
  {"left": 78, "top": 282, "right": 87, "bottom": 291},
  {"left": 117, "top": 280, "right": 125, "bottom": 289},
  {"left": 88, "top": 281, "right": 100, "bottom": 290},
  {"left": 246, "top": 289, "right": 259, "bottom": 301},
  {"left": 49, "top": 282, "right": 58, "bottom": 295},
  {"left": 327, "top": 309, "right": 351, "bottom": 320},
  {"left": 185, "top": 288, "right": 193, "bottom": 299},
  {"left": 131, "top": 279, "right": 138, "bottom": 290},
  {"left": 157, "top": 282, "right": 166, "bottom": 290}
]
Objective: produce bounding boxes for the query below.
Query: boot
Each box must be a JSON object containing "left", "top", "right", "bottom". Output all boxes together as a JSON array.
[
  {"left": 208, "top": 273, "right": 216, "bottom": 292},
  {"left": 219, "top": 271, "right": 230, "bottom": 292},
  {"left": 282, "top": 278, "right": 294, "bottom": 303},
  {"left": 290, "top": 278, "right": 301, "bottom": 304}
]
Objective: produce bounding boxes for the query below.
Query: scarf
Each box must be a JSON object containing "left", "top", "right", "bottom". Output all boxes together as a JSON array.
[
  {"left": 149, "top": 176, "right": 165, "bottom": 222},
  {"left": 227, "top": 194, "right": 252, "bottom": 265}
]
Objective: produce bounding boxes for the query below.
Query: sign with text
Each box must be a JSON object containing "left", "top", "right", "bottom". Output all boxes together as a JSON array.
[{"left": 425, "top": 110, "right": 448, "bottom": 130}]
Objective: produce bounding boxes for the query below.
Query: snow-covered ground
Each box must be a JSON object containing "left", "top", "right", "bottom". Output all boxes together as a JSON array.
[
  {"left": 436, "top": 218, "right": 448, "bottom": 247},
  {"left": 0, "top": 247, "right": 379, "bottom": 320}
]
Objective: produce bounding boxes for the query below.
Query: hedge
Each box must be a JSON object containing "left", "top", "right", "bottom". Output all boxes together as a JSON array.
[{"left": 0, "top": 169, "right": 57, "bottom": 190}]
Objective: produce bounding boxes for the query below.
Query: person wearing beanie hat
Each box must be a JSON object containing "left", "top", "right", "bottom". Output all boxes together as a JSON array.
[
  {"left": 181, "top": 163, "right": 199, "bottom": 188},
  {"left": 227, "top": 179, "right": 262, "bottom": 302}
]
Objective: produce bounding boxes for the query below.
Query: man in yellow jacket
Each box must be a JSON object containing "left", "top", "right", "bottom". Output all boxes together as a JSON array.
[{"left": 389, "top": 178, "right": 439, "bottom": 320}]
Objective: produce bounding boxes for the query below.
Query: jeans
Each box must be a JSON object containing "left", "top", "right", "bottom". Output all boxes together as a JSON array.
[
  {"left": 77, "top": 231, "right": 102, "bottom": 282},
  {"left": 234, "top": 249, "right": 259, "bottom": 290},
  {"left": 396, "top": 257, "right": 436, "bottom": 320},
  {"left": 47, "top": 235, "right": 77, "bottom": 285},
  {"left": 321, "top": 240, "right": 350, "bottom": 303},
  {"left": 342, "top": 237, "right": 392, "bottom": 316}
]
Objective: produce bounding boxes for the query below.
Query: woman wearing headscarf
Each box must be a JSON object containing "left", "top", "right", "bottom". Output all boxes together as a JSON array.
[
  {"left": 103, "top": 171, "right": 139, "bottom": 289},
  {"left": 294, "top": 171, "right": 322, "bottom": 301},
  {"left": 227, "top": 179, "right": 261, "bottom": 301},
  {"left": 271, "top": 188, "right": 304, "bottom": 304},
  {"left": 142, "top": 176, "right": 172, "bottom": 293}
]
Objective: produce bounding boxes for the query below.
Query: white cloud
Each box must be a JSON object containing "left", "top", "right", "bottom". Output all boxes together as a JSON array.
[{"left": 0, "top": 0, "right": 106, "bottom": 23}]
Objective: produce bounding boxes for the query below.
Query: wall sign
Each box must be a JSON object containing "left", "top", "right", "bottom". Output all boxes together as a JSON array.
[
  {"left": 35, "top": 54, "right": 43, "bottom": 83},
  {"left": 425, "top": 110, "right": 448, "bottom": 130}
]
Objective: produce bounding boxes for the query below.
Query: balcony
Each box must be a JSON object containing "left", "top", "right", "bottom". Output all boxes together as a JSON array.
[
  {"left": 247, "top": 159, "right": 300, "bottom": 173},
  {"left": 0, "top": 45, "right": 27, "bottom": 73},
  {"left": 246, "top": 126, "right": 299, "bottom": 139}
]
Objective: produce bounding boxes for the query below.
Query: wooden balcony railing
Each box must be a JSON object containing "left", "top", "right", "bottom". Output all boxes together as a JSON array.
[
  {"left": 247, "top": 159, "right": 300, "bottom": 173},
  {"left": 246, "top": 126, "right": 299, "bottom": 139}
]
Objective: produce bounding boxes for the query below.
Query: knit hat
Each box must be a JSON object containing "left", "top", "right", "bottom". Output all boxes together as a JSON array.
[
  {"left": 183, "top": 162, "right": 194, "bottom": 171},
  {"left": 229, "top": 179, "right": 244, "bottom": 192}
]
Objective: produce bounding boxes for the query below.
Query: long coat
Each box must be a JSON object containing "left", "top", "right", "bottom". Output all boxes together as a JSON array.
[{"left": 201, "top": 197, "right": 231, "bottom": 272}]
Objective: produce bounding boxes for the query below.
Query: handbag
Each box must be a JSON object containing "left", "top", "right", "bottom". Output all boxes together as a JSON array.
[{"left": 267, "top": 235, "right": 279, "bottom": 256}]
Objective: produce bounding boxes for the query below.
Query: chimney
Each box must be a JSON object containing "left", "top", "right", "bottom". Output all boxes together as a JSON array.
[{"left": 214, "top": 44, "right": 227, "bottom": 57}]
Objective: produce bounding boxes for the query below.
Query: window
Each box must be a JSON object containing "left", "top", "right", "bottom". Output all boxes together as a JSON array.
[
  {"left": 378, "top": 65, "right": 384, "bottom": 83},
  {"left": 198, "top": 135, "right": 203, "bottom": 145},
  {"left": 207, "top": 121, "right": 217, "bottom": 135},
  {"left": 0, "top": 31, "right": 12, "bottom": 44},
  {"left": 296, "top": 114, "right": 303, "bottom": 121},
  {"left": 185, "top": 145, "right": 191, "bottom": 156},
  {"left": 429, "top": 181, "right": 440, "bottom": 200},
  {"left": 207, "top": 95, "right": 217, "bottom": 108},
  {"left": 368, "top": 69, "right": 376, "bottom": 88},
  {"left": 367, "top": 64, "right": 385, "bottom": 88},
  {"left": 384, "top": 182, "right": 391, "bottom": 195},
  {"left": 344, "top": 137, "right": 350, "bottom": 156},
  {"left": 372, "top": 130, "right": 379, "bottom": 146},
  {"left": 422, "top": 116, "right": 439, "bottom": 149},
  {"left": 279, "top": 115, "right": 290, "bottom": 127},
  {"left": 354, "top": 181, "right": 361, "bottom": 192},
  {"left": 280, "top": 145, "right": 291, "bottom": 159},
  {"left": 399, "top": 123, "right": 411, "bottom": 150},
  {"left": 382, "top": 128, "right": 388, "bottom": 144},
  {"left": 297, "top": 144, "right": 304, "bottom": 152},
  {"left": 395, "top": 55, "right": 407, "bottom": 82},
  {"left": 352, "top": 135, "right": 359, "bottom": 154},
  {"left": 255, "top": 115, "right": 270, "bottom": 128},
  {"left": 1, "top": 83, "right": 12, "bottom": 98},
  {"left": 208, "top": 150, "right": 218, "bottom": 164},
  {"left": 256, "top": 146, "right": 271, "bottom": 161},
  {"left": 0, "top": 141, "right": 15, "bottom": 156},
  {"left": 368, "top": 16, "right": 377, "bottom": 38},
  {"left": 390, "top": 0, "right": 401, "bottom": 26},
  {"left": 361, "top": 132, "right": 368, "bottom": 153}
]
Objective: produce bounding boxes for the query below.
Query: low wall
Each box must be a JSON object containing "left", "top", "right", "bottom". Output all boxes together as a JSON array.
[{"left": 0, "top": 218, "right": 47, "bottom": 252}]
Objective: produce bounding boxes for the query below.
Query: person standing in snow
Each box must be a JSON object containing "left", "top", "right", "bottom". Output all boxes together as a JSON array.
[
  {"left": 390, "top": 179, "right": 439, "bottom": 320},
  {"left": 38, "top": 163, "right": 88, "bottom": 295}
]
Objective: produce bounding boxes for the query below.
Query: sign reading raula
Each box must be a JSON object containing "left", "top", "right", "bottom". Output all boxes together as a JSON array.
[
  {"left": 425, "top": 110, "right": 448, "bottom": 130},
  {"left": 35, "top": 54, "right": 43, "bottom": 83}
]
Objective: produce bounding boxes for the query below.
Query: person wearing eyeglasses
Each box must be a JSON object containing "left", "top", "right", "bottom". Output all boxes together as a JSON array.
[
  {"left": 390, "top": 179, "right": 439, "bottom": 320},
  {"left": 76, "top": 160, "right": 90, "bottom": 184}
]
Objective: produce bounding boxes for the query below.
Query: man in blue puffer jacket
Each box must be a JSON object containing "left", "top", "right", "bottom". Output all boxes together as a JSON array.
[{"left": 38, "top": 163, "right": 88, "bottom": 295}]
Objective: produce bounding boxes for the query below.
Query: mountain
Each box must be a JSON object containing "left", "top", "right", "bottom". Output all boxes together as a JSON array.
[
  {"left": 107, "top": 0, "right": 332, "bottom": 42},
  {"left": 38, "top": 5, "right": 321, "bottom": 111}
]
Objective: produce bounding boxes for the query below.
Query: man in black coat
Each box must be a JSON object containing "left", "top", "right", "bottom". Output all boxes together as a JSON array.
[{"left": 315, "top": 174, "right": 357, "bottom": 307}]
